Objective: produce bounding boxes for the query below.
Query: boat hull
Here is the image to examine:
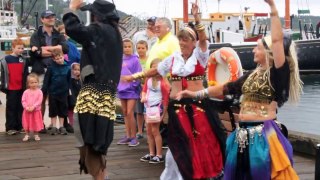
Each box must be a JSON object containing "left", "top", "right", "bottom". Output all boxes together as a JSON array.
[{"left": 209, "top": 39, "right": 320, "bottom": 72}]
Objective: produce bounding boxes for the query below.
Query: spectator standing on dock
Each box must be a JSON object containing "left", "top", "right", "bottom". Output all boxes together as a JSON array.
[
  {"left": 139, "top": 58, "right": 170, "bottom": 164},
  {"left": 57, "top": 24, "right": 81, "bottom": 133},
  {"left": 132, "top": 16, "right": 157, "bottom": 53},
  {"left": 123, "top": 2, "right": 225, "bottom": 179},
  {"left": 29, "top": 10, "right": 69, "bottom": 133},
  {"left": 145, "top": 16, "right": 180, "bottom": 148},
  {"left": 57, "top": 24, "right": 81, "bottom": 66},
  {"left": 64, "top": 0, "right": 123, "bottom": 179},
  {"left": 0, "top": 38, "right": 28, "bottom": 135},
  {"left": 116, "top": 38, "right": 142, "bottom": 147},
  {"left": 145, "top": 17, "right": 180, "bottom": 70},
  {"left": 21, "top": 73, "right": 43, "bottom": 141},
  {"left": 67, "top": 62, "right": 81, "bottom": 127},
  {"left": 177, "top": 0, "right": 303, "bottom": 179},
  {"left": 135, "top": 40, "right": 148, "bottom": 139},
  {"left": 42, "top": 49, "right": 71, "bottom": 136}
]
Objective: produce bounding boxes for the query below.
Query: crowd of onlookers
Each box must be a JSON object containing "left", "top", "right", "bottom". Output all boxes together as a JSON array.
[
  {"left": 0, "top": 10, "right": 81, "bottom": 141},
  {"left": 0, "top": 11, "right": 170, "bottom": 164}
]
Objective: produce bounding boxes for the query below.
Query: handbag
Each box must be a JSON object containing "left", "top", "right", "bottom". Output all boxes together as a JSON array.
[{"left": 145, "top": 105, "right": 161, "bottom": 123}]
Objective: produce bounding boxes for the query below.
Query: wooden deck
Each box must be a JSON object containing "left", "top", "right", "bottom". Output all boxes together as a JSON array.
[{"left": 0, "top": 124, "right": 316, "bottom": 180}]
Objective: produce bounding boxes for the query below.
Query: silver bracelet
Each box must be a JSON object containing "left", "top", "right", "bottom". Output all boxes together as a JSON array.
[
  {"left": 204, "top": 88, "right": 209, "bottom": 98},
  {"left": 194, "top": 88, "right": 209, "bottom": 100}
]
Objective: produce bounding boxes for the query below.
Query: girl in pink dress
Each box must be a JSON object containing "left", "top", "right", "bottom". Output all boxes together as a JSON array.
[{"left": 21, "top": 73, "right": 44, "bottom": 141}]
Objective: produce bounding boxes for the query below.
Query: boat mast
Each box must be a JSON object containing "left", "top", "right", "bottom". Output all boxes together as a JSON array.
[
  {"left": 183, "top": 0, "right": 188, "bottom": 23},
  {"left": 20, "top": 0, "right": 23, "bottom": 23},
  {"left": 285, "top": 0, "right": 290, "bottom": 29}
]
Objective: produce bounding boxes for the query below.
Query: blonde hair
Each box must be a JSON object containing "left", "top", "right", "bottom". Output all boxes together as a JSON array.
[
  {"left": 26, "top": 73, "right": 39, "bottom": 88},
  {"left": 287, "top": 42, "right": 303, "bottom": 104},
  {"left": 257, "top": 40, "right": 303, "bottom": 105},
  {"left": 150, "top": 58, "right": 162, "bottom": 89}
]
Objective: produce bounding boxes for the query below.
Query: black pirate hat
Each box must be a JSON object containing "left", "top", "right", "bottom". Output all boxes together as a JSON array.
[{"left": 80, "top": 0, "right": 119, "bottom": 21}]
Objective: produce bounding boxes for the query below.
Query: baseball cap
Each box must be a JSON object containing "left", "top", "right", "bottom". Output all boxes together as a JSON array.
[
  {"left": 147, "top": 16, "right": 157, "bottom": 23},
  {"left": 41, "top": 10, "right": 56, "bottom": 18}
]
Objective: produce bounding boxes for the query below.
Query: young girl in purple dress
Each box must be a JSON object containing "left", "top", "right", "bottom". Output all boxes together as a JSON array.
[{"left": 117, "top": 38, "right": 142, "bottom": 147}]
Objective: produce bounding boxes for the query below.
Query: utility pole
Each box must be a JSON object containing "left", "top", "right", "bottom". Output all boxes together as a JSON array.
[{"left": 45, "top": 0, "right": 48, "bottom": 10}]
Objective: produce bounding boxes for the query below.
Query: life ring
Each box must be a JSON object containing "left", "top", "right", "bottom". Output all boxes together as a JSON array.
[{"left": 207, "top": 47, "right": 243, "bottom": 87}]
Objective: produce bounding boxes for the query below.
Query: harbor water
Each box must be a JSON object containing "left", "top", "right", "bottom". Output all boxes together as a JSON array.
[{"left": 278, "top": 74, "right": 320, "bottom": 135}]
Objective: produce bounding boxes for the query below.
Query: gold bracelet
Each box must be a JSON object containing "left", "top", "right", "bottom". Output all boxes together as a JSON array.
[
  {"left": 196, "top": 27, "right": 205, "bottom": 32},
  {"left": 132, "top": 71, "right": 145, "bottom": 80},
  {"left": 195, "top": 23, "right": 205, "bottom": 31},
  {"left": 270, "top": 11, "right": 278, "bottom": 17},
  {"left": 195, "top": 23, "right": 204, "bottom": 29}
]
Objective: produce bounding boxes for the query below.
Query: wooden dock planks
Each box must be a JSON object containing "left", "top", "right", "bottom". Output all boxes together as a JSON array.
[{"left": 0, "top": 124, "right": 315, "bottom": 180}]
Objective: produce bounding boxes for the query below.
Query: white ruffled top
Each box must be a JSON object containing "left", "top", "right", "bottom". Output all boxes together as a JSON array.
[{"left": 157, "top": 41, "right": 209, "bottom": 77}]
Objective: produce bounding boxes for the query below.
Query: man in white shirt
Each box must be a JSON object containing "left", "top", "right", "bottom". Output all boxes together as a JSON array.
[{"left": 132, "top": 16, "right": 157, "bottom": 53}]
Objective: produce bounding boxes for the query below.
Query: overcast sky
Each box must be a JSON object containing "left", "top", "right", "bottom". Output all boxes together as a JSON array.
[{"left": 86, "top": 0, "right": 319, "bottom": 19}]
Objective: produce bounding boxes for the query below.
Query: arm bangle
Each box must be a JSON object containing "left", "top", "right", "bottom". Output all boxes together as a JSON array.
[
  {"left": 132, "top": 71, "right": 145, "bottom": 80},
  {"left": 195, "top": 24, "right": 205, "bottom": 31},
  {"left": 194, "top": 88, "right": 209, "bottom": 100},
  {"left": 204, "top": 88, "right": 209, "bottom": 98}
]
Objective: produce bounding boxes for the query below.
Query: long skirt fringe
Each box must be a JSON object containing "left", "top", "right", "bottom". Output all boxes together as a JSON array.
[{"left": 224, "top": 120, "right": 299, "bottom": 180}]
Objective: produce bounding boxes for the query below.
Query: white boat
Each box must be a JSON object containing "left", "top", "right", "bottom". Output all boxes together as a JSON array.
[
  {"left": 0, "top": 0, "right": 31, "bottom": 59},
  {"left": 0, "top": 0, "right": 18, "bottom": 39},
  {"left": 171, "top": 0, "right": 320, "bottom": 72}
]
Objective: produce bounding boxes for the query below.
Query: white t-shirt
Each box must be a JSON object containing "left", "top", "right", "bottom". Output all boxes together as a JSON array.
[{"left": 145, "top": 78, "right": 162, "bottom": 107}]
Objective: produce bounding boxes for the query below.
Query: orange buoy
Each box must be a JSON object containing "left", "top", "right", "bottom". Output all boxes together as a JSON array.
[{"left": 207, "top": 47, "right": 243, "bottom": 88}]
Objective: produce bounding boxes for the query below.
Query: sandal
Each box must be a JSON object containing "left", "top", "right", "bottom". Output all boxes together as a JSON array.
[
  {"left": 34, "top": 135, "right": 40, "bottom": 141},
  {"left": 22, "top": 135, "right": 30, "bottom": 142}
]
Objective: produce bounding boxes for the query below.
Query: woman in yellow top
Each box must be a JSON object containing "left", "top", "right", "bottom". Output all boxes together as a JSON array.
[{"left": 177, "top": 0, "right": 302, "bottom": 179}]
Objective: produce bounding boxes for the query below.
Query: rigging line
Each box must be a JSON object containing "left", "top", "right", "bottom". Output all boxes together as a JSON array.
[
  {"left": 164, "top": 0, "right": 168, "bottom": 17},
  {"left": 21, "top": 0, "right": 38, "bottom": 25},
  {"left": 23, "top": 0, "right": 32, "bottom": 16},
  {"left": 306, "top": 0, "right": 310, "bottom": 12},
  {"left": 168, "top": 0, "right": 171, "bottom": 17},
  {"left": 160, "top": 0, "right": 165, "bottom": 17},
  {"left": 156, "top": 0, "right": 161, "bottom": 17},
  {"left": 163, "top": 0, "right": 168, "bottom": 17},
  {"left": 301, "top": 0, "right": 304, "bottom": 11},
  {"left": 204, "top": 0, "right": 208, "bottom": 14}
]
